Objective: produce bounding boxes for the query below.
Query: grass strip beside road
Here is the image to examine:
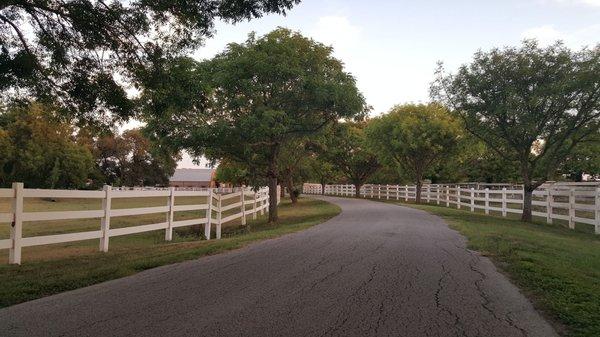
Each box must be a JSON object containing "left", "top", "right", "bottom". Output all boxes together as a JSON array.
[
  {"left": 387, "top": 200, "right": 600, "bottom": 337},
  {"left": 0, "top": 197, "right": 340, "bottom": 308}
]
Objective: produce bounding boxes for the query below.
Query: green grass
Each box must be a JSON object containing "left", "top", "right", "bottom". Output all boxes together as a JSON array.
[
  {"left": 383, "top": 199, "right": 600, "bottom": 337},
  {"left": 0, "top": 197, "right": 340, "bottom": 308}
]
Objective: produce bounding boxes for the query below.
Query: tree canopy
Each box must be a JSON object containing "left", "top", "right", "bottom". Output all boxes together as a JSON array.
[
  {"left": 322, "top": 122, "right": 380, "bottom": 197},
  {"left": 365, "top": 103, "right": 463, "bottom": 203},
  {"left": 1, "top": 0, "right": 300, "bottom": 127},
  {"left": 0, "top": 102, "right": 177, "bottom": 189},
  {"left": 0, "top": 103, "right": 94, "bottom": 188},
  {"left": 432, "top": 41, "right": 600, "bottom": 221},
  {"left": 558, "top": 130, "right": 600, "bottom": 182},
  {"left": 149, "top": 28, "right": 367, "bottom": 221},
  {"left": 91, "top": 129, "right": 179, "bottom": 187}
]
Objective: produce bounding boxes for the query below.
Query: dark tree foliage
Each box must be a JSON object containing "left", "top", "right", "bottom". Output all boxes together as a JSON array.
[
  {"left": 432, "top": 41, "right": 600, "bottom": 221},
  {"left": 0, "top": 102, "right": 95, "bottom": 188},
  {"left": 277, "top": 139, "right": 311, "bottom": 204},
  {"left": 215, "top": 159, "right": 251, "bottom": 187},
  {"left": 148, "top": 29, "right": 367, "bottom": 222},
  {"left": 92, "top": 129, "right": 179, "bottom": 187},
  {"left": 365, "top": 104, "right": 463, "bottom": 203},
  {"left": 323, "top": 122, "right": 380, "bottom": 198},
  {"left": 558, "top": 130, "right": 600, "bottom": 181},
  {"left": 0, "top": 0, "right": 300, "bottom": 126}
]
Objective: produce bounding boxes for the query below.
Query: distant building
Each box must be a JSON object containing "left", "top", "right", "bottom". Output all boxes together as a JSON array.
[{"left": 169, "top": 168, "right": 216, "bottom": 188}]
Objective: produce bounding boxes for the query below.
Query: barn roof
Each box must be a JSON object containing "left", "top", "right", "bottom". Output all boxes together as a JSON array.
[{"left": 170, "top": 168, "right": 214, "bottom": 182}]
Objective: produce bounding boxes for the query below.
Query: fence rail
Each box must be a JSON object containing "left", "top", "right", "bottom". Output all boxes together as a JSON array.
[
  {"left": 0, "top": 183, "right": 279, "bottom": 265},
  {"left": 303, "top": 183, "right": 600, "bottom": 234}
]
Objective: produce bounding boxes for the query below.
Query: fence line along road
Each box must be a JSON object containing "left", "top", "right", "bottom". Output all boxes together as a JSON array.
[
  {"left": 303, "top": 182, "right": 600, "bottom": 235},
  {"left": 0, "top": 183, "right": 280, "bottom": 265}
]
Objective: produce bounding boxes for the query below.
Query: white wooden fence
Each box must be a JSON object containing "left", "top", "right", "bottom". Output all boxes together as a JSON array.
[
  {"left": 303, "top": 183, "right": 600, "bottom": 234},
  {"left": 0, "top": 183, "right": 279, "bottom": 265}
]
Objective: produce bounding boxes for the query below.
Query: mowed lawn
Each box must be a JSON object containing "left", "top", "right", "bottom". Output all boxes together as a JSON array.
[
  {"left": 0, "top": 197, "right": 340, "bottom": 308},
  {"left": 386, "top": 200, "right": 600, "bottom": 337}
]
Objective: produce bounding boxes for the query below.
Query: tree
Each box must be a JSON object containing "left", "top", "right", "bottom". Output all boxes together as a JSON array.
[
  {"left": 324, "top": 122, "right": 380, "bottom": 198},
  {"left": 92, "top": 129, "right": 178, "bottom": 187},
  {"left": 0, "top": 103, "right": 95, "bottom": 188},
  {"left": 425, "top": 135, "right": 521, "bottom": 184},
  {"left": 306, "top": 158, "right": 341, "bottom": 195},
  {"left": 278, "top": 139, "right": 311, "bottom": 204},
  {"left": 1, "top": 1, "right": 300, "bottom": 126},
  {"left": 366, "top": 165, "right": 408, "bottom": 185},
  {"left": 215, "top": 160, "right": 250, "bottom": 187},
  {"left": 0, "top": 128, "right": 14, "bottom": 186},
  {"left": 432, "top": 41, "right": 600, "bottom": 221},
  {"left": 365, "top": 104, "right": 463, "bottom": 203},
  {"left": 156, "top": 29, "right": 367, "bottom": 222},
  {"left": 458, "top": 142, "right": 521, "bottom": 183},
  {"left": 558, "top": 131, "right": 600, "bottom": 181}
]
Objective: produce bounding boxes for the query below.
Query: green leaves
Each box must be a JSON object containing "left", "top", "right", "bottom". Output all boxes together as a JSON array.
[
  {"left": 179, "top": 28, "right": 367, "bottom": 171},
  {"left": 321, "top": 122, "right": 380, "bottom": 187},
  {"left": 432, "top": 41, "right": 600, "bottom": 186},
  {"left": 365, "top": 103, "right": 463, "bottom": 185},
  {"left": 0, "top": 103, "right": 95, "bottom": 189},
  {"left": 1, "top": 0, "right": 301, "bottom": 127}
]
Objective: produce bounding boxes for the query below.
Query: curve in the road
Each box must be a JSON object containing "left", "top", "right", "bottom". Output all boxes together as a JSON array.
[{"left": 0, "top": 196, "right": 557, "bottom": 337}]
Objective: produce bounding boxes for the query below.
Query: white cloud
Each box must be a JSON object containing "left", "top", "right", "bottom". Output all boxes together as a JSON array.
[
  {"left": 309, "top": 16, "right": 361, "bottom": 56},
  {"left": 521, "top": 25, "right": 566, "bottom": 44},
  {"left": 521, "top": 24, "right": 600, "bottom": 47}
]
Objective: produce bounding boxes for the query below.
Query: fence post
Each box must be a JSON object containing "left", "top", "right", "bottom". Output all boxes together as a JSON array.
[
  {"left": 100, "top": 185, "right": 112, "bottom": 252},
  {"left": 546, "top": 188, "right": 553, "bottom": 224},
  {"left": 405, "top": 186, "right": 409, "bottom": 202},
  {"left": 436, "top": 186, "right": 440, "bottom": 205},
  {"left": 205, "top": 189, "right": 213, "bottom": 240},
  {"left": 568, "top": 189, "right": 575, "bottom": 229},
  {"left": 378, "top": 185, "right": 381, "bottom": 199},
  {"left": 386, "top": 184, "right": 389, "bottom": 200},
  {"left": 446, "top": 186, "right": 450, "bottom": 207},
  {"left": 216, "top": 194, "right": 222, "bottom": 239},
  {"left": 252, "top": 191, "right": 258, "bottom": 220},
  {"left": 9, "top": 182, "right": 24, "bottom": 265},
  {"left": 484, "top": 188, "right": 490, "bottom": 215},
  {"left": 470, "top": 188, "right": 475, "bottom": 212},
  {"left": 456, "top": 186, "right": 461, "bottom": 209},
  {"left": 595, "top": 187, "right": 600, "bottom": 235},
  {"left": 261, "top": 189, "right": 266, "bottom": 215},
  {"left": 164, "top": 187, "right": 175, "bottom": 241},
  {"left": 502, "top": 188, "right": 507, "bottom": 217},
  {"left": 241, "top": 190, "right": 246, "bottom": 226},
  {"left": 426, "top": 185, "right": 430, "bottom": 204},
  {"left": 277, "top": 186, "right": 281, "bottom": 204}
]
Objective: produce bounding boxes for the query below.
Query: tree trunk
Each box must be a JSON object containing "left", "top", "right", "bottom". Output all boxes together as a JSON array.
[
  {"left": 354, "top": 183, "right": 362, "bottom": 198},
  {"left": 321, "top": 181, "right": 326, "bottom": 195},
  {"left": 286, "top": 176, "right": 298, "bottom": 205},
  {"left": 415, "top": 179, "right": 423, "bottom": 204},
  {"left": 280, "top": 178, "right": 286, "bottom": 198},
  {"left": 267, "top": 159, "right": 278, "bottom": 223},
  {"left": 268, "top": 175, "right": 278, "bottom": 222},
  {"left": 521, "top": 183, "right": 534, "bottom": 222}
]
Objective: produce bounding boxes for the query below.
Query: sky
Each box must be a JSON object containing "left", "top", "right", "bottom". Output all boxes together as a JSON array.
[{"left": 141, "top": 0, "right": 600, "bottom": 168}]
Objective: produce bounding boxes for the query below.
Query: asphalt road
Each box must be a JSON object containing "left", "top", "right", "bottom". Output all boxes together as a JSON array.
[{"left": 0, "top": 196, "right": 557, "bottom": 337}]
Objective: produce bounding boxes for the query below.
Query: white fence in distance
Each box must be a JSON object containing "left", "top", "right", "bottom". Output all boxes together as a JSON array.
[
  {"left": 1, "top": 183, "right": 279, "bottom": 265},
  {"left": 303, "top": 183, "right": 600, "bottom": 234}
]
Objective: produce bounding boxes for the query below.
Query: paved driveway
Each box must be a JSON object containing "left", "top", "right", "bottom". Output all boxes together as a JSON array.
[{"left": 0, "top": 196, "right": 557, "bottom": 337}]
